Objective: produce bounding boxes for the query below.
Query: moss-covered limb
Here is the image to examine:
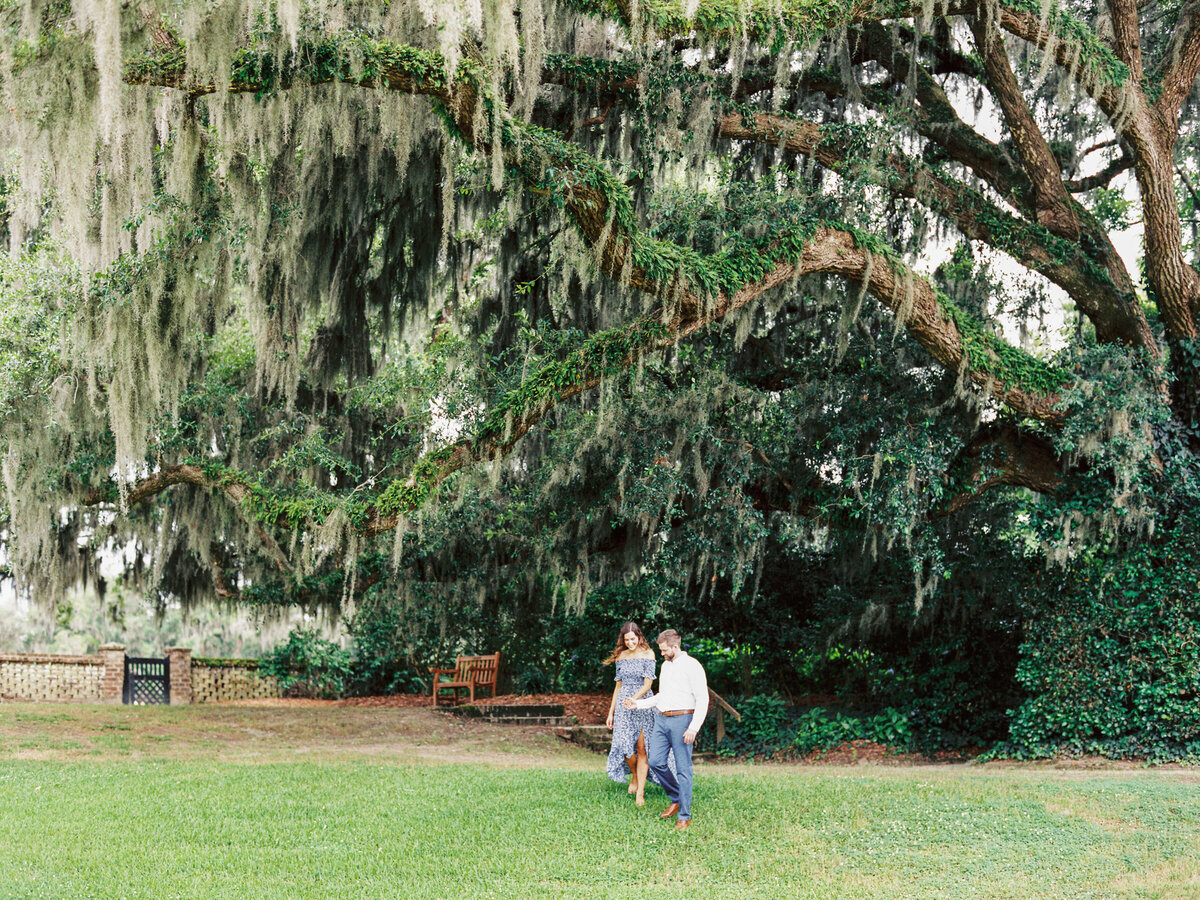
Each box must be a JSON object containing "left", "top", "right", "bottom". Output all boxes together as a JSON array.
[
  {"left": 541, "top": 41, "right": 984, "bottom": 168},
  {"left": 123, "top": 33, "right": 1066, "bottom": 536},
  {"left": 558, "top": 0, "right": 896, "bottom": 44},
  {"left": 934, "top": 424, "right": 1064, "bottom": 517},
  {"left": 806, "top": 227, "right": 1068, "bottom": 417},
  {"left": 120, "top": 32, "right": 1124, "bottom": 355},
  {"left": 1065, "top": 154, "right": 1135, "bottom": 193},
  {"left": 540, "top": 51, "right": 1092, "bottom": 312},
  {"left": 715, "top": 110, "right": 1152, "bottom": 350},
  {"left": 995, "top": 1, "right": 1130, "bottom": 113},
  {"left": 541, "top": 54, "right": 640, "bottom": 99},
  {"left": 560, "top": 0, "right": 1124, "bottom": 95},
  {"left": 79, "top": 462, "right": 293, "bottom": 573},
  {"left": 1152, "top": 0, "right": 1200, "bottom": 117},
  {"left": 123, "top": 36, "right": 642, "bottom": 284},
  {"left": 969, "top": 16, "right": 1079, "bottom": 240},
  {"left": 846, "top": 18, "right": 1141, "bottom": 331},
  {"left": 846, "top": 23, "right": 1028, "bottom": 203},
  {"left": 193, "top": 35, "right": 1076, "bottom": 392},
  {"left": 540, "top": 40, "right": 1135, "bottom": 343},
  {"left": 124, "top": 35, "right": 451, "bottom": 100},
  {"left": 1108, "top": 0, "right": 1145, "bottom": 82}
]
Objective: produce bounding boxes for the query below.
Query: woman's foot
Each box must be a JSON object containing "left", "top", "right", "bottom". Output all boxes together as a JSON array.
[
  {"left": 635, "top": 793, "right": 645, "bottom": 807},
  {"left": 628, "top": 781, "right": 638, "bottom": 795}
]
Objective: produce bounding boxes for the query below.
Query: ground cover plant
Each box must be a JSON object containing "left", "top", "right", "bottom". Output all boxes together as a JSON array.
[{"left": 2, "top": 703, "right": 1200, "bottom": 898}]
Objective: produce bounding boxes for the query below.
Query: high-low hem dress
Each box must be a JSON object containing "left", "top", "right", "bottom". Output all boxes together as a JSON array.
[{"left": 605, "top": 656, "right": 677, "bottom": 786}]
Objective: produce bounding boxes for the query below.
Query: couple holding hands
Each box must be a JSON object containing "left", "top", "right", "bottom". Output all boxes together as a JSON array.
[{"left": 604, "top": 623, "right": 709, "bottom": 831}]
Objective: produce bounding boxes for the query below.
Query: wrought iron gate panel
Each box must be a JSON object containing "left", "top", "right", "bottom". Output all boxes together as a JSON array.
[{"left": 124, "top": 656, "right": 170, "bottom": 705}]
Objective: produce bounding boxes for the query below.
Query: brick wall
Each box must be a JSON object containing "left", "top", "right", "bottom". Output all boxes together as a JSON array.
[
  {"left": 0, "top": 653, "right": 107, "bottom": 702},
  {"left": 0, "top": 646, "right": 284, "bottom": 704},
  {"left": 190, "top": 658, "right": 283, "bottom": 703},
  {"left": 165, "top": 647, "right": 192, "bottom": 706}
]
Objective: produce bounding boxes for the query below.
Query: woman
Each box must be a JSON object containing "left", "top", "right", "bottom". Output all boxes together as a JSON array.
[{"left": 604, "top": 621, "right": 674, "bottom": 806}]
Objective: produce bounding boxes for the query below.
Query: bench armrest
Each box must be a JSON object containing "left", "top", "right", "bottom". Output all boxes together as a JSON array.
[{"left": 428, "top": 667, "right": 457, "bottom": 677}]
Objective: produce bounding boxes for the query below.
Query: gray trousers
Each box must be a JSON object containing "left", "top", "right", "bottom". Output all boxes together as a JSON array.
[{"left": 648, "top": 712, "right": 695, "bottom": 820}]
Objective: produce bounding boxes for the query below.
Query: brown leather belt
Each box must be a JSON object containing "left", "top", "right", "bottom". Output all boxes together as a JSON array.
[{"left": 660, "top": 709, "right": 694, "bottom": 717}]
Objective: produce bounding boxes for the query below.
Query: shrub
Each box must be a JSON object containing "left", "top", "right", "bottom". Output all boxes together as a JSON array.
[
  {"left": 712, "top": 702, "right": 916, "bottom": 758},
  {"left": 511, "top": 667, "right": 552, "bottom": 695},
  {"left": 710, "top": 694, "right": 792, "bottom": 757},
  {"left": 344, "top": 602, "right": 426, "bottom": 696},
  {"left": 260, "top": 629, "right": 352, "bottom": 699}
]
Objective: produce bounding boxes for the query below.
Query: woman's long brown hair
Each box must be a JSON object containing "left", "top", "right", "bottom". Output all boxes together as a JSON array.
[{"left": 603, "top": 621, "right": 650, "bottom": 664}]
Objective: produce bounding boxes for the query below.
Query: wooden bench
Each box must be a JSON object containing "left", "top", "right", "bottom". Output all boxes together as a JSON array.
[{"left": 429, "top": 653, "right": 502, "bottom": 707}]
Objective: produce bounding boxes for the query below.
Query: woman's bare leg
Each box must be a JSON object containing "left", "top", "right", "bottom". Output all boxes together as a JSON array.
[
  {"left": 635, "top": 732, "right": 649, "bottom": 806},
  {"left": 625, "top": 754, "right": 639, "bottom": 792}
]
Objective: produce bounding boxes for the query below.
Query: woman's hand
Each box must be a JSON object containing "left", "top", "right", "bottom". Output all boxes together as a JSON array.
[{"left": 606, "top": 710, "right": 614, "bottom": 730}]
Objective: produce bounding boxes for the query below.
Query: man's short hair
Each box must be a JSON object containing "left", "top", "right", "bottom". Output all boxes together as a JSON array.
[{"left": 656, "top": 629, "right": 682, "bottom": 647}]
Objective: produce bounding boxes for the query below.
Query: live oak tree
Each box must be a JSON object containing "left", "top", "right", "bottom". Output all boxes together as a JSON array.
[{"left": 3, "top": 0, "right": 1200, "bottom": 748}]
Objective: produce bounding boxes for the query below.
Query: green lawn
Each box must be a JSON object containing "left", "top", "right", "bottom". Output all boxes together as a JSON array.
[{"left": 0, "top": 705, "right": 1198, "bottom": 898}]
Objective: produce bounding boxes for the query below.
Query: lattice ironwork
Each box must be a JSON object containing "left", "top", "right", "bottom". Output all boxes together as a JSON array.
[{"left": 123, "top": 656, "right": 170, "bottom": 705}]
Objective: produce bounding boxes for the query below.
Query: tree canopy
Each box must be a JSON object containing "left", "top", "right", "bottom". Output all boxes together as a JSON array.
[{"left": 4, "top": 0, "right": 1200, "bottom": 751}]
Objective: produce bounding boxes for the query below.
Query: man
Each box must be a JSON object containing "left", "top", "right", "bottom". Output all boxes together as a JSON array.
[{"left": 623, "top": 629, "right": 708, "bottom": 830}]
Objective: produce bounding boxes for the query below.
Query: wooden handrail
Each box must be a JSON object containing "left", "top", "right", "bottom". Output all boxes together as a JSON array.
[
  {"left": 709, "top": 688, "right": 740, "bottom": 746},
  {"left": 708, "top": 688, "right": 741, "bottom": 721}
]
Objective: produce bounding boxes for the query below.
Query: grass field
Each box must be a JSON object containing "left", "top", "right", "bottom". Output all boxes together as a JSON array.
[{"left": 0, "top": 704, "right": 1198, "bottom": 899}]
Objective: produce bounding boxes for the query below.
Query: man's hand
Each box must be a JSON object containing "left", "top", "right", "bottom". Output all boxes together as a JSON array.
[
  {"left": 683, "top": 728, "right": 697, "bottom": 744},
  {"left": 622, "top": 698, "right": 637, "bottom": 710}
]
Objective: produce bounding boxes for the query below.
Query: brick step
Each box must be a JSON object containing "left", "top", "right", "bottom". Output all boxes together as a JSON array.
[
  {"left": 451, "top": 703, "right": 565, "bottom": 719},
  {"left": 554, "top": 724, "right": 612, "bottom": 753},
  {"left": 484, "top": 715, "right": 575, "bottom": 727}
]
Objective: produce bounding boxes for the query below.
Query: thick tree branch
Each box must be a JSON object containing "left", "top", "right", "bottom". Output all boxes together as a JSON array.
[
  {"left": 849, "top": 23, "right": 1028, "bottom": 204},
  {"left": 546, "top": 39, "right": 1150, "bottom": 354},
  {"left": 845, "top": 23, "right": 1150, "bottom": 351},
  {"left": 1108, "top": 0, "right": 1145, "bottom": 82},
  {"left": 1065, "top": 153, "right": 1134, "bottom": 191},
  {"left": 1154, "top": 0, "right": 1200, "bottom": 119},
  {"left": 715, "top": 110, "right": 1153, "bottom": 350},
  {"left": 208, "top": 543, "right": 241, "bottom": 600},
  {"left": 540, "top": 46, "right": 1149, "bottom": 351},
  {"left": 970, "top": 16, "right": 1079, "bottom": 239},
  {"left": 81, "top": 464, "right": 293, "bottom": 573},
  {"left": 935, "top": 424, "right": 1063, "bottom": 517},
  {"left": 984, "top": 0, "right": 1195, "bottom": 351},
  {"left": 565, "top": 0, "right": 1131, "bottom": 115},
  {"left": 994, "top": 4, "right": 1130, "bottom": 116}
]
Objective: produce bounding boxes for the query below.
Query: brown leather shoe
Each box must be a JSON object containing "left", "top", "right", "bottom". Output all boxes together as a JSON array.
[
  {"left": 674, "top": 819, "right": 690, "bottom": 831},
  {"left": 660, "top": 802, "right": 680, "bottom": 819}
]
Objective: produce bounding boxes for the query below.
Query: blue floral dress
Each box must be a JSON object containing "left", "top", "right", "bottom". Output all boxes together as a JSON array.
[{"left": 606, "top": 656, "right": 677, "bottom": 785}]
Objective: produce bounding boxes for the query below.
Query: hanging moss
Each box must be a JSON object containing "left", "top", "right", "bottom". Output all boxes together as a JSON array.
[{"left": 937, "top": 293, "right": 1070, "bottom": 396}]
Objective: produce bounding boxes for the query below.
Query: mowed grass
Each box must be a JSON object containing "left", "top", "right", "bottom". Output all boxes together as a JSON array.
[{"left": 0, "top": 706, "right": 1199, "bottom": 899}]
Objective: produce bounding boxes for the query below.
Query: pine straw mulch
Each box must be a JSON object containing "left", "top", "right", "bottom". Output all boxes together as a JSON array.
[{"left": 795, "top": 739, "right": 978, "bottom": 766}]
